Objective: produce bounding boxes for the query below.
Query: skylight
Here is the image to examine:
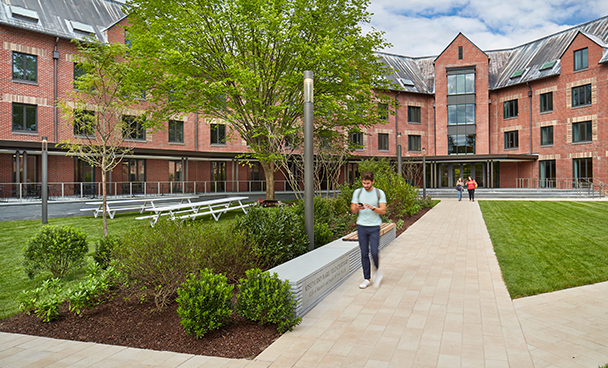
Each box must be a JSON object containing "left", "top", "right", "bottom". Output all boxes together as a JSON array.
[
  {"left": 71, "top": 20, "right": 95, "bottom": 34},
  {"left": 10, "top": 5, "right": 39, "bottom": 22},
  {"left": 540, "top": 60, "right": 556, "bottom": 71},
  {"left": 510, "top": 70, "right": 524, "bottom": 79},
  {"left": 397, "top": 78, "right": 415, "bottom": 89}
]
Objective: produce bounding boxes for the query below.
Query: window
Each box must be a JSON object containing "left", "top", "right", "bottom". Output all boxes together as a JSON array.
[
  {"left": 447, "top": 73, "right": 474, "bottom": 95},
  {"left": 378, "top": 133, "right": 389, "bottom": 151},
  {"left": 123, "top": 115, "right": 146, "bottom": 140},
  {"left": 572, "top": 121, "right": 592, "bottom": 143},
  {"left": 572, "top": 84, "right": 591, "bottom": 107},
  {"left": 12, "top": 103, "right": 37, "bottom": 132},
  {"left": 540, "top": 92, "right": 553, "bottom": 113},
  {"left": 458, "top": 46, "right": 463, "bottom": 60},
  {"left": 573, "top": 158, "right": 592, "bottom": 183},
  {"left": 540, "top": 126, "right": 553, "bottom": 146},
  {"left": 539, "top": 160, "right": 556, "bottom": 188},
  {"left": 378, "top": 103, "right": 388, "bottom": 120},
  {"left": 122, "top": 158, "right": 146, "bottom": 194},
  {"left": 574, "top": 48, "right": 588, "bottom": 71},
  {"left": 211, "top": 161, "right": 226, "bottom": 192},
  {"left": 210, "top": 124, "right": 226, "bottom": 145},
  {"left": 448, "top": 134, "right": 475, "bottom": 154},
  {"left": 74, "top": 110, "right": 95, "bottom": 136},
  {"left": 503, "top": 99, "right": 518, "bottom": 119},
  {"left": 168, "top": 120, "right": 184, "bottom": 143},
  {"left": 408, "top": 106, "right": 421, "bottom": 123},
  {"left": 74, "top": 63, "right": 85, "bottom": 88},
  {"left": 408, "top": 135, "right": 421, "bottom": 152},
  {"left": 124, "top": 29, "right": 132, "bottom": 48},
  {"left": 350, "top": 132, "right": 363, "bottom": 149},
  {"left": 12, "top": 52, "right": 37, "bottom": 82},
  {"left": 447, "top": 104, "right": 475, "bottom": 125},
  {"left": 504, "top": 130, "right": 519, "bottom": 149}
]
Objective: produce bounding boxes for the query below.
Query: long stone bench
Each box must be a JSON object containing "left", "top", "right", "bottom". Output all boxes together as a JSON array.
[{"left": 268, "top": 222, "right": 396, "bottom": 317}]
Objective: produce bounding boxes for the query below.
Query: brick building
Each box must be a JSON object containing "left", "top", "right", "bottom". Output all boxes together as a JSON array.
[{"left": 2, "top": 0, "right": 608, "bottom": 196}]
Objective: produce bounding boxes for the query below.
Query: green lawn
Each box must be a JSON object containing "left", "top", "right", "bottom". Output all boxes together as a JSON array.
[
  {"left": 0, "top": 210, "right": 245, "bottom": 320},
  {"left": 479, "top": 201, "right": 608, "bottom": 299}
]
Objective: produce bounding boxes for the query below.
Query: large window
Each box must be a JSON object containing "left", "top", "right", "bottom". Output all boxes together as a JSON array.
[
  {"left": 122, "top": 159, "right": 146, "bottom": 194},
  {"left": 572, "top": 121, "right": 592, "bottom": 143},
  {"left": 447, "top": 104, "right": 475, "bottom": 125},
  {"left": 447, "top": 73, "right": 475, "bottom": 95},
  {"left": 573, "top": 158, "right": 592, "bottom": 184},
  {"left": 408, "top": 135, "right": 421, "bottom": 152},
  {"left": 408, "top": 106, "right": 421, "bottom": 123},
  {"left": 123, "top": 115, "right": 146, "bottom": 141},
  {"left": 168, "top": 120, "right": 184, "bottom": 143},
  {"left": 378, "top": 133, "right": 389, "bottom": 151},
  {"left": 13, "top": 52, "right": 37, "bottom": 82},
  {"left": 74, "top": 63, "right": 85, "bottom": 89},
  {"left": 448, "top": 134, "right": 475, "bottom": 154},
  {"left": 12, "top": 103, "right": 37, "bottom": 132},
  {"left": 74, "top": 110, "right": 95, "bottom": 137},
  {"left": 503, "top": 99, "right": 518, "bottom": 119},
  {"left": 350, "top": 131, "right": 363, "bottom": 149},
  {"left": 574, "top": 48, "right": 588, "bottom": 71},
  {"left": 210, "top": 124, "right": 226, "bottom": 145},
  {"left": 504, "top": 130, "right": 519, "bottom": 149},
  {"left": 378, "top": 103, "right": 388, "bottom": 120},
  {"left": 540, "top": 92, "right": 553, "bottom": 113},
  {"left": 540, "top": 126, "right": 553, "bottom": 146},
  {"left": 572, "top": 84, "right": 591, "bottom": 107},
  {"left": 539, "top": 160, "right": 556, "bottom": 188},
  {"left": 211, "top": 161, "right": 226, "bottom": 192}
]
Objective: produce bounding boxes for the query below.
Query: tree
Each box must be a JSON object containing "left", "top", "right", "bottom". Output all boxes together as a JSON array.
[
  {"left": 59, "top": 39, "right": 168, "bottom": 235},
  {"left": 126, "top": 0, "right": 393, "bottom": 199}
]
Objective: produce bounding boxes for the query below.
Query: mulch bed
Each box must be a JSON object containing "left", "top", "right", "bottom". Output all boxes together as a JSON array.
[{"left": 0, "top": 207, "right": 431, "bottom": 358}]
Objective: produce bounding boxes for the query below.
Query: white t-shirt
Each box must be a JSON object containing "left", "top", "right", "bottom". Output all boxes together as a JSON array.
[{"left": 351, "top": 187, "right": 387, "bottom": 227}]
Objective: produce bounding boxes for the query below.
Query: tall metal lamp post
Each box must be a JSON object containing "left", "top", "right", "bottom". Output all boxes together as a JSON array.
[
  {"left": 397, "top": 132, "right": 402, "bottom": 176},
  {"left": 422, "top": 147, "right": 426, "bottom": 199},
  {"left": 41, "top": 136, "right": 48, "bottom": 224},
  {"left": 304, "top": 71, "right": 314, "bottom": 251}
]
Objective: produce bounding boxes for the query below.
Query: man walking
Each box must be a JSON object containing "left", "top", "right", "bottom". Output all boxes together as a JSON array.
[{"left": 351, "top": 171, "right": 387, "bottom": 289}]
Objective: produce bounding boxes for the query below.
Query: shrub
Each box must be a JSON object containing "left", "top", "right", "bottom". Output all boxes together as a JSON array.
[
  {"left": 23, "top": 225, "right": 88, "bottom": 280},
  {"left": 93, "top": 235, "right": 121, "bottom": 269},
  {"left": 236, "top": 205, "right": 308, "bottom": 269},
  {"left": 236, "top": 268, "right": 301, "bottom": 333},
  {"left": 19, "top": 278, "right": 64, "bottom": 322},
  {"left": 176, "top": 269, "right": 233, "bottom": 338},
  {"left": 67, "top": 263, "right": 120, "bottom": 317}
]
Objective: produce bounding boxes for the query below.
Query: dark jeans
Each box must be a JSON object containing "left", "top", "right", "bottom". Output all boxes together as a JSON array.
[
  {"left": 468, "top": 189, "right": 475, "bottom": 201},
  {"left": 357, "top": 225, "right": 380, "bottom": 280}
]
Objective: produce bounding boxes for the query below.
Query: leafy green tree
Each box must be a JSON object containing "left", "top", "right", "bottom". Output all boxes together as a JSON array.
[
  {"left": 59, "top": 38, "right": 169, "bottom": 235},
  {"left": 126, "top": 0, "right": 393, "bottom": 199}
]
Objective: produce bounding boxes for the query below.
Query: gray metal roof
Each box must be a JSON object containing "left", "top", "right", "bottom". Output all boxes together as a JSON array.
[
  {"left": 0, "top": 0, "right": 126, "bottom": 42},
  {"left": 378, "top": 15, "right": 608, "bottom": 94}
]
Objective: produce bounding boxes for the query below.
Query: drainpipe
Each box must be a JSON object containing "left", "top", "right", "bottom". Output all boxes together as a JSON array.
[
  {"left": 53, "top": 37, "right": 59, "bottom": 143},
  {"left": 394, "top": 91, "right": 401, "bottom": 149},
  {"left": 488, "top": 94, "right": 491, "bottom": 155},
  {"left": 194, "top": 112, "right": 199, "bottom": 151},
  {"left": 528, "top": 83, "right": 533, "bottom": 154},
  {"left": 433, "top": 102, "right": 436, "bottom": 155}
]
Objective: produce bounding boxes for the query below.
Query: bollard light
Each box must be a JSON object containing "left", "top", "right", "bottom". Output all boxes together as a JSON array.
[
  {"left": 397, "top": 132, "right": 402, "bottom": 176},
  {"left": 42, "top": 136, "right": 48, "bottom": 224},
  {"left": 304, "top": 71, "right": 314, "bottom": 250},
  {"left": 422, "top": 147, "right": 426, "bottom": 199}
]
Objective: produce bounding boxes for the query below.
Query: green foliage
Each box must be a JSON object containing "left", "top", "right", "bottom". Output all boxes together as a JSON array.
[
  {"left": 236, "top": 269, "right": 301, "bottom": 333},
  {"left": 18, "top": 278, "right": 64, "bottom": 322},
  {"left": 415, "top": 196, "right": 436, "bottom": 209},
  {"left": 176, "top": 269, "right": 233, "bottom": 338},
  {"left": 396, "top": 219, "right": 405, "bottom": 230},
  {"left": 67, "top": 263, "right": 120, "bottom": 317},
  {"left": 23, "top": 225, "right": 88, "bottom": 280},
  {"left": 93, "top": 235, "right": 121, "bottom": 269},
  {"left": 236, "top": 205, "right": 308, "bottom": 269}
]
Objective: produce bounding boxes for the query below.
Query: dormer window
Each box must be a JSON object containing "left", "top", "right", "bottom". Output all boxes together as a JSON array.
[
  {"left": 71, "top": 20, "right": 95, "bottom": 35},
  {"left": 10, "top": 5, "right": 39, "bottom": 22},
  {"left": 574, "top": 48, "right": 588, "bottom": 71}
]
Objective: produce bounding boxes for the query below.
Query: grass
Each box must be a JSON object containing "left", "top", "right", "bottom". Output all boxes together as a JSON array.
[
  {"left": 0, "top": 210, "right": 245, "bottom": 320},
  {"left": 479, "top": 201, "right": 608, "bottom": 299}
]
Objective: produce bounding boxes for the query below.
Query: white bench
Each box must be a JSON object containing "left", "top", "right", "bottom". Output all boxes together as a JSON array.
[
  {"left": 136, "top": 196, "right": 251, "bottom": 226},
  {"left": 80, "top": 196, "right": 197, "bottom": 219}
]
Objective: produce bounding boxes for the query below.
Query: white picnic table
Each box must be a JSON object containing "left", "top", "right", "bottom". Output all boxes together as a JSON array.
[
  {"left": 135, "top": 196, "right": 251, "bottom": 226},
  {"left": 80, "top": 196, "right": 198, "bottom": 219}
]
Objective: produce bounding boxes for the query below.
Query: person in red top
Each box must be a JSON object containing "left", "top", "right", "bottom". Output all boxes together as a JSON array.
[{"left": 465, "top": 176, "right": 477, "bottom": 202}]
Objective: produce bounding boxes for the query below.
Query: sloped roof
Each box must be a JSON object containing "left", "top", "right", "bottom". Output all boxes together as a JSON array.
[
  {"left": 378, "top": 15, "right": 608, "bottom": 93},
  {"left": 0, "top": 0, "right": 125, "bottom": 42}
]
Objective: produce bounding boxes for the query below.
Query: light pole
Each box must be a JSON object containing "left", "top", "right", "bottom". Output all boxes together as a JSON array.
[
  {"left": 397, "top": 132, "right": 402, "bottom": 176},
  {"left": 422, "top": 147, "right": 426, "bottom": 199},
  {"left": 304, "top": 71, "right": 314, "bottom": 251},
  {"left": 41, "top": 136, "right": 48, "bottom": 224}
]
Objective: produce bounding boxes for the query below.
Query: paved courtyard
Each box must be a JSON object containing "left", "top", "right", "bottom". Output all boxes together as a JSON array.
[{"left": 2, "top": 198, "right": 608, "bottom": 367}]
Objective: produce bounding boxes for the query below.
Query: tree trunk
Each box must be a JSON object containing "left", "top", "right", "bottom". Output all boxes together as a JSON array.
[
  {"left": 101, "top": 170, "right": 108, "bottom": 237},
  {"left": 259, "top": 160, "right": 275, "bottom": 200}
]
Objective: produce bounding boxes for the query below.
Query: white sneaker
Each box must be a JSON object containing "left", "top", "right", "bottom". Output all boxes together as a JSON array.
[
  {"left": 373, "top": 269, "right": 383, "bottom": 288},
  {"left": 359, "top": 279, "right": 371, "bottom": 289}
]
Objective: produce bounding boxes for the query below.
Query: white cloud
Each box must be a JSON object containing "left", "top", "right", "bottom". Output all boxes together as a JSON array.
[{"left": 368, "top": 0, "right": 608, "bottom": 56}]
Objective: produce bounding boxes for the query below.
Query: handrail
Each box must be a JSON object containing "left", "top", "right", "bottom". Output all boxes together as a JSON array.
[{"left": 516, "top": 177, "right": 605, "bottom": 199}]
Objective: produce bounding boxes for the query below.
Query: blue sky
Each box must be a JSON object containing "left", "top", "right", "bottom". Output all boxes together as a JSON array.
[{"left": 367, "top": 0, "right": 608, "bottom": 56}]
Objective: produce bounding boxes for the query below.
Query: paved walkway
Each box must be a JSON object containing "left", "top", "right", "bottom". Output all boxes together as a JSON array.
[{"left": 2, "top": 198, "right": 608, "bottom": 367}]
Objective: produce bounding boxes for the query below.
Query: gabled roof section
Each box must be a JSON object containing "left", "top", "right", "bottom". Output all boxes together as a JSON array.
[
  {"left": 375, "top": 52, "right": 435, "bottom": 94},
  {"left": 434, "top": 32, "right": 489, "bottom": 63},
  {"left": 0, "top": 0, "right": 126, "bottom": 42}
]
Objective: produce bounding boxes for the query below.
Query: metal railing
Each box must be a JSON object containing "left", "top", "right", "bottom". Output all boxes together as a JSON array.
[{"left": 516, "top": 177, "right": 606, "bottom": 198}]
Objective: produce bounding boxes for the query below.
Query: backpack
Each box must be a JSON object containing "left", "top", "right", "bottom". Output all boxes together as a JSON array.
[{"left": 356, "top": 187, "right": 381, "bottom": 204}]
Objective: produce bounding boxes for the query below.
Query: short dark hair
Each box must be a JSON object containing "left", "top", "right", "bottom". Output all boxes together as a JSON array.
[{"left": 361, "top": 171, "right": 374, "bottom": 181}]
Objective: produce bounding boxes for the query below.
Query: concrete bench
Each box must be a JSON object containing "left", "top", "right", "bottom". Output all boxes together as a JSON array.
[{"left": 268, "top": 222, "right": 396, "bottom": 317}]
